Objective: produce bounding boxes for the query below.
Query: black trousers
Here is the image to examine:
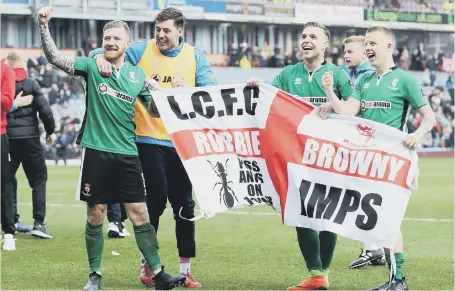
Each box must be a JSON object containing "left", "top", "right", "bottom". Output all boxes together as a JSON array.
[
  {"left": 1, "top": 134, "right": 16, "bottom": 234},
  {"left": 9, "top": 137, "right": 47, "bottom": 224},
  {"left": 137, "top": 143, "right": 196, "bottom": 258},
  {"left": 107, "top": 203, "right": 127, "bottom": 223}
]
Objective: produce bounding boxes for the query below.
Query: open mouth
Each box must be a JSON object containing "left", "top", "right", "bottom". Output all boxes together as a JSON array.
[
  {"left": 302, "top": 45, "right": 313, "bottom": 52},
  {"left": 158, "top": 39, "right": 167, "bottom": 46},
  {"left": 366, "top": 51, "right": 376, "bottom": 60},
  {"left": 345, "top": 59, "right": 351, "bottom": 65},
  {"left": 105, "top": 48, "right": 118, "bottom": 52}
]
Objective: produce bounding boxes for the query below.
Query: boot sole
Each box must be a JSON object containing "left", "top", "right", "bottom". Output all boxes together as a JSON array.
[{"left": 30, "top": 230, "right": 53, "bottom": 239}]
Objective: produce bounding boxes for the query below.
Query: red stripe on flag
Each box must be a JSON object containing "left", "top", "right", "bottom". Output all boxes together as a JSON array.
[
  {"left": 259, "top": 91, "right": 315, "bottom": 220},
  {"left": 296, "top": 135, "right": 411, "bottom": 189},
  {"left": 170, "top": 128, "right": 263, "bottom": 160}
]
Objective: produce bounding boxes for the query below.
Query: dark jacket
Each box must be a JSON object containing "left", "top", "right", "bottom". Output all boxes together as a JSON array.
[{"left": 7, "top": 67, "right": 55, "bottom": 139}]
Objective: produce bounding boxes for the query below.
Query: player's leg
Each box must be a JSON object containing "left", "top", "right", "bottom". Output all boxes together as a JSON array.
[
  {"left": 76, "top": 148, "right": 110, "bottom": 291},
  {"left": 288, "top": 227, "right": 327, "bottom": 290},
  {"left": 117, "top": 153, "right": 186, "bottom": 290},
  {"left": 349, "top": 243, "right": 385, "bottom": 269},
  {"left": 21, "top": 137, "right": 52, "bottom": 238},
  {"left": 106, "top": 203, "right": 126, "bottom": 238},
  {"left": 368, "top": 230, "right": 407, "bottom": 291},
  {"left": 166, "top": 146, "right": 201, "bottom": 288},
  {"left": 119, "top": 203, "right": 130, "bottom": 236},
  {"left": 319, "top": 231, "right": 337, "bottom": 286},
  {"left": 137, "top": 143, "right": 168, "bottom": 286}
]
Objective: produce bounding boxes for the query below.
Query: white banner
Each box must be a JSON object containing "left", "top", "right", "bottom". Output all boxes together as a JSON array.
[{"left": 152, "top": 83, "right": 419, "bottom": 248}]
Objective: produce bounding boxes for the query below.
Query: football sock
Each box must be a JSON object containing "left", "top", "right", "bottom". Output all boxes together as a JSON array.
[
  {"left": 179, "top": 257, "right": 191, "bottom": 274},
  {"left": 319, "top": 231, "right": 338, "bottom": 270},
  {"left": 85, "top": 222, "right": 104, "bottom": 275},
  {"left": 296, "top": 227, "right": 323, "bottom": 275},
  {"left": 394, "top": 252, "right": 404, "bottom": 280},
  {"left": 134, "top": 223, "right": 162, "bottom": 274}
]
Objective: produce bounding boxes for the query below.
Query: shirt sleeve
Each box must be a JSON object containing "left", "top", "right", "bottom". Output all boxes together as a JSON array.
[
  {"left": 336, "top": 68, "right": 353, "bottom": 100},
  {"left": 194, "top": 48, "right": 217, "bottom": 86},
  {"left": 404, "top": 75, "right": 429, "bottom": 110},
  {"left": 74, "top": 57, "right": 93, "bottom": 76},
  {"left": 138, "top": 71, "right": 152, "bottom": 103},
  {"left": 270, "top": 68, "right": 286, "bottom": 90},
  {"left": 124, "top": 40, "right": 149, "bottom": 66}
]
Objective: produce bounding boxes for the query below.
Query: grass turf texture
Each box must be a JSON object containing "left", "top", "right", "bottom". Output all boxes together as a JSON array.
[{"left": 1, "top": 158, "right": 453, "bottom": 290}]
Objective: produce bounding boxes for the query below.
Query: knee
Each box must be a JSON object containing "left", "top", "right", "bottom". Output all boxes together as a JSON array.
[
  {"left": 87, "top": 204, "right": 106, "bottom": 225},
  {"left": 127, "top": 203, "right": 150, "bottom": 226}
]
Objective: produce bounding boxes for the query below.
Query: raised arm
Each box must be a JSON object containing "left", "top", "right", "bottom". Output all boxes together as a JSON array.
[
  {"left": 321, "top": 72, "right": 360, "bottom": 116},
  {"left": 38, "top": 7, "right": 75, "bottom": 76}
]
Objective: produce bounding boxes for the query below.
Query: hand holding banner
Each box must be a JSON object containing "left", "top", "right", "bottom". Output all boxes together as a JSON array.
[{"left": 151, "top": 83, "right": 419, "bottom": 248}]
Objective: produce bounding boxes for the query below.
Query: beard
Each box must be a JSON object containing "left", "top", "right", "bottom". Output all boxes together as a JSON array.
[{"left": 104, "top": 47, "right": 125, "bottom": 62}]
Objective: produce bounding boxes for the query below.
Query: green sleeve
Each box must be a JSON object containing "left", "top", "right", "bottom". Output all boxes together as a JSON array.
[
  {"left": 336, "top": 68, "right": 353, "bottom": 100},
  {"left": 404, "top": 75, "right": 429, "bottom": 110},
  {"left": 138, "top": 71, "right": 152, "bottom": 103},
  {"left": 74, "top": 57, "right": 93, "bottom": 76},
  {"left": 138, "top": 85, "right": 152, "bottom": 103},
  {"left": 270, "top": 68, "right": 286, "bottom": 90},
  {"left": 350, "top": 75, "right": 364, "bottom": 101}
]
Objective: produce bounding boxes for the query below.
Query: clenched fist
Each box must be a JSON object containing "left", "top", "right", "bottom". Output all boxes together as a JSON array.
[
  {"left": 37, "top": 6, "right": 53, "bottom": 25},
  {"left": 321, "top": 72, "right": 334, "bottom": 89}
]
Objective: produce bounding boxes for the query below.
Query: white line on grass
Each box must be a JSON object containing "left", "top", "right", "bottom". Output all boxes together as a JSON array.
[{"left": 18, "top": 202, "right": 453, "bottom": 222}]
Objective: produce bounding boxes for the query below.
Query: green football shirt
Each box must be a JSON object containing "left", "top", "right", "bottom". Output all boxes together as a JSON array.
[
  {"left": 270, "top": 61, "right": 353, "bottom": 107},
  {"left": 74, "top": 57, "right": 152, "bottom": 155},
  {"left": 351, "top": 66, "right": 429, "bottom": 131}
]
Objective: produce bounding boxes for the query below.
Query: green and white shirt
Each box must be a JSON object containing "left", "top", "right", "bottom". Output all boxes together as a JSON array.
[
  {"left": 271, "top": 61, "right": 353, "bottom": 107},
  {"left": 74, "top": 57, "right": 152, "bottom": 155},
  {"left": 351, "top": 66, "right": 428, "bottom": 131}
]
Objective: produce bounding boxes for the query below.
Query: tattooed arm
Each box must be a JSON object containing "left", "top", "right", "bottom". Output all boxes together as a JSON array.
[
  {"left": 37, "top": 7, "right": 76, "bottom": 76},
  {"left": 39, "top": 23, "right": 75, "bottom": 76}
]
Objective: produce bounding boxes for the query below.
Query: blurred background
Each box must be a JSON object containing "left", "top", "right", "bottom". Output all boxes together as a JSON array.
[{"left": 1, "top": 0, "right": 453, "bottom": 163}]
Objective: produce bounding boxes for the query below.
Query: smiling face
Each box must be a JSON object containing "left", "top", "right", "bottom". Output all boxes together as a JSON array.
[
  {"left": 155, "top": 19, "right": 183, "bottom": 51},
  {"left": 102, "top": 24, "right": 131, "bottom": 62},
  {"left": 300, "top": 25, "right": 329, "bottom": 60},
  {"left": 364, "top": 29, "right": 394, "bottom": 68}
]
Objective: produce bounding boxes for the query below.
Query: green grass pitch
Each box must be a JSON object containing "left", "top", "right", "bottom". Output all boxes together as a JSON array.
[{"left": 1, "top": 158, "right": 453, "bottom": 290}]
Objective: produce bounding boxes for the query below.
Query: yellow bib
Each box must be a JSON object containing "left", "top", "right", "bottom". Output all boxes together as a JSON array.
[{"left": 135, "top": 40, "right": 196, "bottom": 140}]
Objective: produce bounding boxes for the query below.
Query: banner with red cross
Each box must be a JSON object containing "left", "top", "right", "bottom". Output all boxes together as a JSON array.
[{"left": 152, "top": 83, "right": 419, "bottom": 248}]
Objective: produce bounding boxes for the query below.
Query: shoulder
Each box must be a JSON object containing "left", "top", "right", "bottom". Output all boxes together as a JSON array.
[{"left": 282, "top": 63, "right": 302, "bottom": 73}]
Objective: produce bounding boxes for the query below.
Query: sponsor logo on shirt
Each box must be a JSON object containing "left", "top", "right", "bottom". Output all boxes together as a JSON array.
[
  {"left": 388, "top": 78, "right": 399, "bottom": 91},
  {"left": 98, "top": 83, "right": 134, "bottom": 103},
  {"left": 151, "top": 73, "right": 174, "bottom": 83},
  {"left": 294, "top": 78, "right": 302, "bottom": 85},
  {"left": 361, "top": 100, "right": 392, "bottom": 110},
  {"left": 363, "top": 82, "right": 371, "bottom": 89},
  {"left": 293, "top": 95, "right": 328, "bottom": 104}
]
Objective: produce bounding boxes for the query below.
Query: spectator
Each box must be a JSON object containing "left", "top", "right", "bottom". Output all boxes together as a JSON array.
[
  {"left": 0, "top": 61, "right": 16, "bottom": 251},
  {"left": 5, "top": 52, "right": 55, "bottom": 240}
]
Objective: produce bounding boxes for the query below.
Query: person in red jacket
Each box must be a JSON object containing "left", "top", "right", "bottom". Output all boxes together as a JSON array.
[{"left": 1, "top": 61, "right": 17, "bottom": 251}]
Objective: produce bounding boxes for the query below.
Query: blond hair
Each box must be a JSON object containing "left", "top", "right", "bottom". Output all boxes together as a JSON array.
[
  {"left": 5, "top": 52, "right": 24, "bottom": 68},
  {"left": 103, "top": 20, "right": 130, "bottom": 37},
  {"left": 366, "top": 26, "right": 396, "bottom": 46},
  {"left": 343, "top": 35, "right": 365, "bottom": 45}
]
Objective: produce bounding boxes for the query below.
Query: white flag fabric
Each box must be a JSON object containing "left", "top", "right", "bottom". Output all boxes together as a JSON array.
[{"left": 151, "top": 83, "right": 419, "bottom": 248}]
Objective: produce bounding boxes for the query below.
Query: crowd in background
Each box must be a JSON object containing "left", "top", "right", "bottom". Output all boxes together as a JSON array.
[
  {"left": 26, "top": 55, "right": 85, "bottom": 164},
  {"left": 22, "top": 36, "right": 454, "bottom": 162}
]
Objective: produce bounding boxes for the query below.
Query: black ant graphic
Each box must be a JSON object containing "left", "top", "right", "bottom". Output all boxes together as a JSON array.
[{"left": 208, "top": 158, "right": 239, "bottom": 209}]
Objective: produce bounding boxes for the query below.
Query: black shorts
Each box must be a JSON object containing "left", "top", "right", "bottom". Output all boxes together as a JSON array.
[{"left": 76, "top": 147, "right": 146, "bottom": 205}]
